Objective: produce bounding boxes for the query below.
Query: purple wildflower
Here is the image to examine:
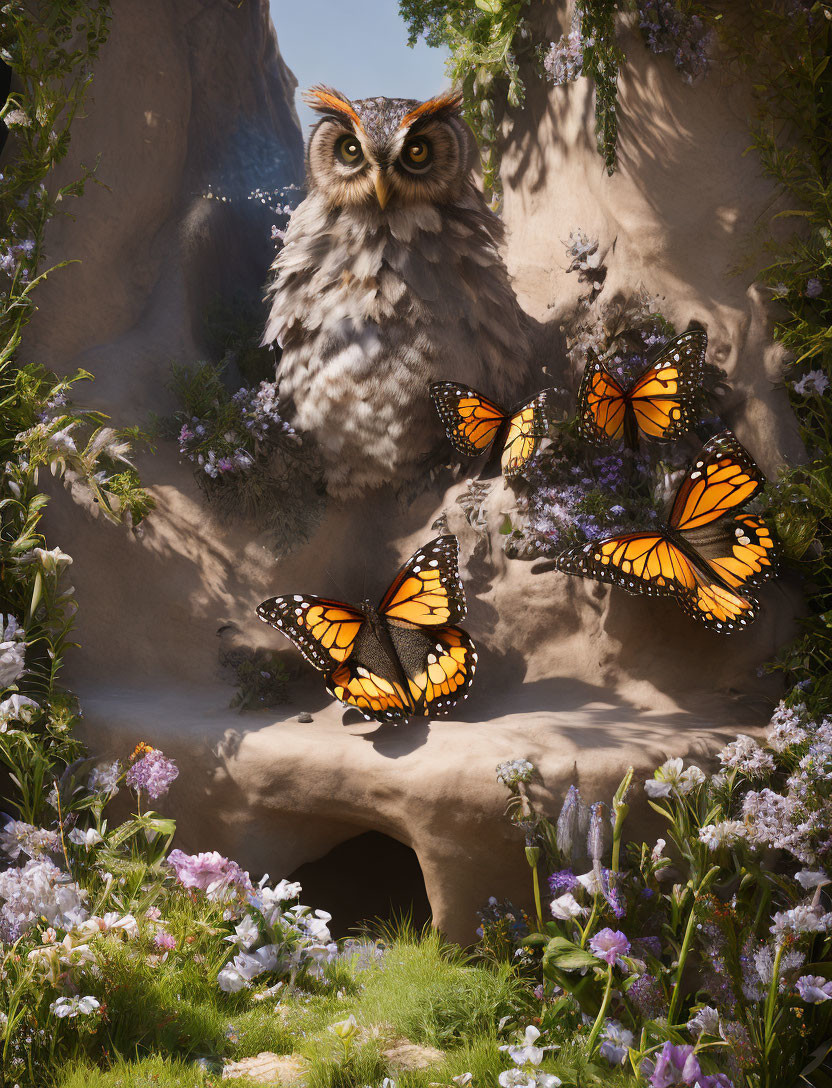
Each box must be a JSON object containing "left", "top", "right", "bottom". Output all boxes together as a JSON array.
[
  {"left": 589, "top": 928, "right": 630, "bottom": 966},
  {"left": 642, "top": 1042, "right": 702, "bottom": 1087},
  {"left": 167, "top": 849, "right": 252, "bottom": 898},
  {"left": 548, "top": 869, "right": 579, "bottom": 893},
  {"left": 154, "top": 930, "right": 176, "bottom": 950},
  {"left": 627, "top": 973, "right": 664, "bottom": 1017},
  {"left": 805, "top": 277, "right": 823, "bottom": 298},
  {"left": 126, "top": 748, "right": 179, "bottom": 800},
  {"left": 797, "top": 974, "right": 832, "bottom": 1002}
]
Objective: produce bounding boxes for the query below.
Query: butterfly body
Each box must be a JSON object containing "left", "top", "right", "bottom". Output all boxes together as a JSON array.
[
  {"left": 578, "top": 329, "right": 707, "bottom": 449},
  {"left": 556, "top": 432, "right": 778, "bottom": 632},
  {"left": 257, "top": 536, "right": 477, "bottom": 723},
  {"left": 431, "top": 382, "right": 550, "bottom": 478}
]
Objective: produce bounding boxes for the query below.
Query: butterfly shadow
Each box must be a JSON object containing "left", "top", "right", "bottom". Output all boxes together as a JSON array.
[{"left": 348, "top": 710, "right": 432, "bottom": 757}]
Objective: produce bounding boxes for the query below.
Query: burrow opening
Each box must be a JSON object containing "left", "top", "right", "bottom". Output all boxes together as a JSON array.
[{"left": 289, "top": 831, "right": 432, "bottom": 939}]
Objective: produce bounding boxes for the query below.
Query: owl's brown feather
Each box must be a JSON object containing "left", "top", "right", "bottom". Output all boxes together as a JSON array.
[{"left": 262, "top": 90, "right": 531, "bottom": 496}]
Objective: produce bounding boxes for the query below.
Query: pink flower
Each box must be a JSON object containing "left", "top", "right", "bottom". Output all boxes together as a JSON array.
[
  {"left": 589, "top": 928, "right": 630, "bottom": 966},
  {"left": 154, "top": 930, "right": 176, "bottom": 950},
  {"left": 145, "top": 906, "right": 162, "bottom": 921},
  {"left": 167, "top": 849, "right": 252, "bottom": 898},
  {"left": 125, "top": 748, "right": 179, "bottom": 800}
]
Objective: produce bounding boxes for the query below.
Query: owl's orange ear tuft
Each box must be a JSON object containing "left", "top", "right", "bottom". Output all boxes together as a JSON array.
[
  {"left": 303, "top": 85, "right": 363, "bottom": 130},
  {"left": 400, "top": 90, "right": 464, "bottom": 129}
]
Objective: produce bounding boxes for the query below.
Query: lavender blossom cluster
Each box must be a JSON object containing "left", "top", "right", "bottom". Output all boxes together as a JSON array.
[
  {"left": 543, "top": 29, "right": 588, "bottom": 86},
  {"left": 178, "top": 380, "right": 296, "bottom": 480},
  {"left": 636, "top": 0, "right": 713, "bottom": 84}
]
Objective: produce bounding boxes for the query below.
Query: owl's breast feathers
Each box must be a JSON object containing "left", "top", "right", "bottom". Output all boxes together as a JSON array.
[{"left": 261, "top": 190, "right": 531, "bottom": 494}]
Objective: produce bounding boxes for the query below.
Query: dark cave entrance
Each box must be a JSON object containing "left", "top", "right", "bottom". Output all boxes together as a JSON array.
[{"left": 289, "top": 831, "right": 432, "bottom": 938}]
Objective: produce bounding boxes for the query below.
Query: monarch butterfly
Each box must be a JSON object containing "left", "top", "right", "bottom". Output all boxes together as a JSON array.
[
  {"left": 430, "top": 382, "right": 551, "bottom": 478},
  {"left": 577, "top": 329, "right": 707, "bottom": 449},
  {"left": 555, "top": 431, "right": 778, "bottom": 633},
  {"left": 257, "top": 535, "right": 477, "bottom": 723}
]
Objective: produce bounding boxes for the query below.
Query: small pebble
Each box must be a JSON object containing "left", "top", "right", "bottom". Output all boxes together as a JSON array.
[{"left": 297, "top": 711, "right": 313, "bottom": 723}]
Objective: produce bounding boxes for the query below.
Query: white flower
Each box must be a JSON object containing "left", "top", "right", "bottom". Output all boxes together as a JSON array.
[
  {"left": 452, "top": 1076, "right": 473, "bottom": 1087},
  {"left": 272, "top": 878, "right": 302, "bottom": 901},
  {"left": 0, "top": 857, "right": 87, "bottom": 935},
  {"left": 49, "top": 995, "right": 100, "bottom": 1019},
  {"left": 496, "top": 758, "right": 535, "bottom": 786},
  {"left": 102, "top": 912, "right": 139, "bottom": 938},
  {"left": 0, "top": 640, "right": 25, "bottom": 688},
  {"left": 644, "top": 757, "right": 691, "bottom": 798},
  {"left": 498, "top": 1071, "right": 537, "bottom": 1088},
  {"left": 4, "top": 109, "right": 30, "bottom": 127},
  {"left": 0, "top": 694, "right": 39, "bottom": 724},
  {"left": 687, "top": 1005, "right": 721, "bottom": 1038},
  {"left": 217, "top": 964, "right": 248, "bottom": 992},
  {"left": 598, "top": 1019, "right": 633, "bottom": 1064},
  {"left": 0, "top": 820, "right": 58, "bottom": 860},
  {"left": 767, "top": 702, "right": 809, "bottom": 752},
  {"left": 793, "top": 369, "right": 829, "bottom": 396},
  {"left": 679, "top": 765, "right": 706, "bottom": 793},
  {"left": 771, "top": 904, "right": 832, "bottom": 938},
  {"left": 500, "top": 1025, "right": 546, "bottom": 1066},
  {"left": 576, "top": 870, "right": 602, "bottom": 896},
  {"left": 550, "top": 893, "right": 585, "bottom": 920},
  {"left": 329, "top": 1014, "right": 359, "bottom": 1039},
  {"left": 88, "top": 760, "right": 120, "bottom": 795},
  {"left": 31, "top": 547, "right": 73, "bottom": 575},
  {"left": 226, "top": 914, "right": 259, "bottom": 949},
  {"left": 68, "top": 828, "right": 102, "bottom": 849},
  {"left": 718, "top": 735, "right": 775, "bottom": 777},
  {"left": 217, "top": 943, "right": 280, "bottom": 991},
  {"left": 47, "top": 426, "right": 77, "bottom": 455},
  {"left": 651, "top": 839, "right": 666, "bottom": 862},
  {"left": 796, "top": 869, "right": 830, "bottom": 890},
  {"left": 698, "top": 820, "right": 746, "bottom": 851}
]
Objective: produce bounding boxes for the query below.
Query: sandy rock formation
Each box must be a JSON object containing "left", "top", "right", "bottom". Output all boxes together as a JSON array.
[{"left": 24, "top": 2, "right": 800, "bottom": 943}]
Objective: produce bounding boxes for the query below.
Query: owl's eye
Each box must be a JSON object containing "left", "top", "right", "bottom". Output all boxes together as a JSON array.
[
  {"left": 401, "top": 138, "right": 433, "bottom": 173},
  {"left": 335, "top": 135, "right": 364, "bottom": 167}
]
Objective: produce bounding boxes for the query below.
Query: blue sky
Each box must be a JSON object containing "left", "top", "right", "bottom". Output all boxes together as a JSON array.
[{"left": 269, "top": 0, "right": 449, "bottom": 134}]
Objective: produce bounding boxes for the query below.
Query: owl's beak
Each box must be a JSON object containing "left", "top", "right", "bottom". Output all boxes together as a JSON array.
[{"left": 373, "top": 170, "right": 391, "bottom": 210}]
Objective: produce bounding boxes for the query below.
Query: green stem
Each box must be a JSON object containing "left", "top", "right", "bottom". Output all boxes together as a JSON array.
[
  {"left": 586, "top": 964, "right": 614, "bottom": 1054},
  {"left": 580, "top": 895, "right": 600, "bottom": 948},
  {"left": 667, "top": 866, "right": 720, "bottom": 1025},
  {"left": 763, "top": 941, "right": 785, "bottom": 1086},
  {"left": 532, "top": 863, "right": 544, "bottom": 931}
]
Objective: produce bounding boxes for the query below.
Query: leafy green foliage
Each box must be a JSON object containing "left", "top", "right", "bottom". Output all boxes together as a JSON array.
[
  {"left": 577, "top": 0, "right": 624, "bottom": 174},
  {"left": 399, "top": 0, "right": 532, "bottom": 201},
  {"left": 726, "top": 2, "right": 832, "bottom": 718}
]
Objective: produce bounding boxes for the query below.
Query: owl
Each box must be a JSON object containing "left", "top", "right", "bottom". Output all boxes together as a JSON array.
[{"left": 262, "top": 86, "right": 532, "bottom": 496}]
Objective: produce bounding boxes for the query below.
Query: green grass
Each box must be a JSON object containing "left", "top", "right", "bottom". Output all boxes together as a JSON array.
[{"left": 52, "top": 924, "right": 652, "bottom": 1088}]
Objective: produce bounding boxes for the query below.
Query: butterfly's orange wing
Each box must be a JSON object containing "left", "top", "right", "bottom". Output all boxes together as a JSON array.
[
  {"left": 256, "top": 595, "right": 364, "bottom": 672},
  {"left": 556, "top": 532, "right": 697, "bottom": 597},
  {"left": 678, "top": 571, "right": 758, "bottom": 633},
  {"left": 670, "top": 431, "right": 765, "bottom": 532},
  {"left": 577, "top": 356, "right": 628, "bottom": 443},
  {"left": 502, "top": 391, "right": 550, "bottom": 477},
  {"left": 431, "top": 381, "right": 506, "bottom": 458},
  {"left": 379, "top": 534, "right": 467, "bottom": 627},
  {"left": 326, "top": 662, "right": 413, "bottom": 722},
  {"left": 628, "top": 329, "right": 707, "bottom": 439},
  {"left": 403, "top": 626, "right": 477, "bottom": 716}
]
